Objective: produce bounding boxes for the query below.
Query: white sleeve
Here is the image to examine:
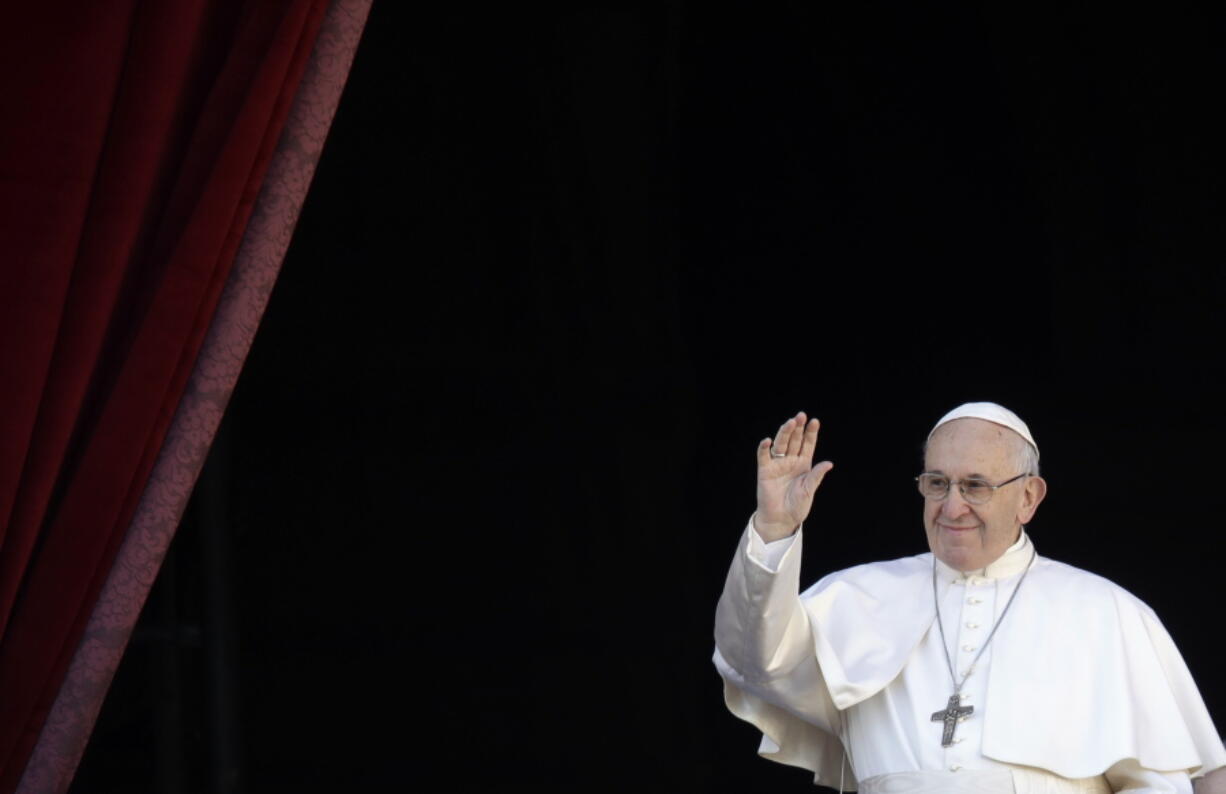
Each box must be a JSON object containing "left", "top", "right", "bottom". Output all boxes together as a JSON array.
[
  {"left": 714, "top": 516, "right": 842, "bottom": 737},
  {"left": 1104, "top": 758, "right": 1193, "bottom": 793},
  {"left": 746, "top": 521, "right": 799, "bottom": 572}
]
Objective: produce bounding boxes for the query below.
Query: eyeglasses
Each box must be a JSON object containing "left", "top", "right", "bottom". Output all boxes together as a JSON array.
[{"left": 915, "top": 472, "right": 1029, "bottom": 505}]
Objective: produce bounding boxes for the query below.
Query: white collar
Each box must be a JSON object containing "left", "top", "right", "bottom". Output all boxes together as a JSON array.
[{"left": 933, "top": 529, "right": 1035, "bottom": 581}]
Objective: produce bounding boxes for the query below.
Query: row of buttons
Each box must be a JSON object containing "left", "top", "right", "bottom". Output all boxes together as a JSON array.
[
  {"left": 950, "top": 587, "right": 986, "bottom": 773},
  {"left": 948, "top": 574, "right": 992, "bottom": 774}
]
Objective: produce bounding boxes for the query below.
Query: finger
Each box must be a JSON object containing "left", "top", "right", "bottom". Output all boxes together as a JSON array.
[
  {"left": 786, "top": 411, "right": 807, "bottom": 455},
  {"left": 798, "top": 417, "right": 820, "bottom": 462},
  {"left": 772, "top": 417, "right": 796, "bottom": 456},
  {"left": 801, "top": 460, "right": 834, "bottom": 495},
  {"left": 756, "top": 437, "right": 773, "bottom": 468},
  {"left": 777, "top": 411, "right": 807, "bottom": 456}
]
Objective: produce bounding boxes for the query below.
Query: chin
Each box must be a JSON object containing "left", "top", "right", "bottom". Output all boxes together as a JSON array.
[{"left": 936, "top": 543, "right": 985, "bottom": 572}]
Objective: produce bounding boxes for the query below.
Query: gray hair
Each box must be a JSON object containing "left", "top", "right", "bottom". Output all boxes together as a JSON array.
[{"left": 1013, "top": 437, "right": 1040, "bottom": 477}]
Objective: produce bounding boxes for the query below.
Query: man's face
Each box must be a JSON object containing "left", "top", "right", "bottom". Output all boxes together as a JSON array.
[{"left": 922, "top": 418, "right": 1046, "bottom": 572}]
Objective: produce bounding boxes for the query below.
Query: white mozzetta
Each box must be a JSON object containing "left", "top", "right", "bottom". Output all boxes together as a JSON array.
[{"left": 714, "top": 517, "right": 1225, "bottom": 791}]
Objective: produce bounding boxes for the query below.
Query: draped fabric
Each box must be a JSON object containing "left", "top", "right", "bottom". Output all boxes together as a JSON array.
[
  {"left": 18, "top": 4, "right": 374, "bottom": 791},
  {"left": 0, "top": 2, "right": 340, "bottom": 788}
]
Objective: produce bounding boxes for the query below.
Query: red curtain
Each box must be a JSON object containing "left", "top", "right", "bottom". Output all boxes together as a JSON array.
[{"left": 0, "top": 1, "right": 330, "bottom": 788}]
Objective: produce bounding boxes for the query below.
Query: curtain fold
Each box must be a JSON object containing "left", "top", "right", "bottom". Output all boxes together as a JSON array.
[{"left": 0, "top": 1, "right": 362, "bottom": 789}]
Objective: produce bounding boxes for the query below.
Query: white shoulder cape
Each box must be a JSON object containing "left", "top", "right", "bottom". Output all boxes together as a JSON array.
[{"left": 716, "top": 530, "right": 1226, "bottom": 783}]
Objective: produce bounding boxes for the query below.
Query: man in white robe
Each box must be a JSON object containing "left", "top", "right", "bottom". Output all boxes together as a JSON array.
[{"left": 714, "top": 403, "right": 1226, "bottom": 792}]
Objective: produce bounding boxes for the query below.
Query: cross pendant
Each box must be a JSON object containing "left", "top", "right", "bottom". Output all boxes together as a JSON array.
[{"left": 930, "top": 694, "right": 974, "bottom": 747}]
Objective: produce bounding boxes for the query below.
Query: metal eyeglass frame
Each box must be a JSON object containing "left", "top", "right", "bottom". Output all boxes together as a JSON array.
[{"left": 915, "top": 472, "right": 1029, "bottom": 505}]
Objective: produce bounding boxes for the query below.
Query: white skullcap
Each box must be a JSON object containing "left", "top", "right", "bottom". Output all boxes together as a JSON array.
[{"left": 928, "top": 402, "right": 1039, "bottom": 458}]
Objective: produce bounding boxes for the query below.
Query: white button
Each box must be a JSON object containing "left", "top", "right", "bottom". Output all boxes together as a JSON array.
[
  {"left": 962, "top": 644, "right": 976, "bottom": 652},
  {"left": 953, "top": 736, "right": 965, "bottom": 744},
  {"left": 966, "top": 622, "right": 980, "bottom": 629},
  {"left": 967, "top": 597, "right": 982, "bottom": 605},
  {"left": 962, "top": 668, "right": 974, "bottom": 677},
  {"left": 951, "top": 764, "right": 963, "bottom": 772}
]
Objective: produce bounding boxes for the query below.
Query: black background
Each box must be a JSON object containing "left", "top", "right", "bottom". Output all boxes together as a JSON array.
[{"left": 75, "top": 3, "right": 1225, "bottom": 792}]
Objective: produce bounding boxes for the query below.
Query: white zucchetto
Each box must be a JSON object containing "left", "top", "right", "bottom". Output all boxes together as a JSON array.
[{"left": 928, "top": 401, "right": 1039, "bottom": 458}]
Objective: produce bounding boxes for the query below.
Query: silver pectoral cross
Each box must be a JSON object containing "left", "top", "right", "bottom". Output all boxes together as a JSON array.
[{"left": 930, "top": 694, "right": 974, "bottom": 747}]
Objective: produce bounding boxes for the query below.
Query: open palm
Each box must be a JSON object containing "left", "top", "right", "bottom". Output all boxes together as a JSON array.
[{"left": 754, "top": 412, "right": 834, "bottom": 541}]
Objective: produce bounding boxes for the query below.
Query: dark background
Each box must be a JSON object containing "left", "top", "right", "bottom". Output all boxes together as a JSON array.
[{"left": 73, "top": 3, "right": 1225, "bottom": 792}]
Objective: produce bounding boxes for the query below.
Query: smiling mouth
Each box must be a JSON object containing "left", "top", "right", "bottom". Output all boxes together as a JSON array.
[{"left": 940, "top": 524, "right": 979, "bottom": 533}]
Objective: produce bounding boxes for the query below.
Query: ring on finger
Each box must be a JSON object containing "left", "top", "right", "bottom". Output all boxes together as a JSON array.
[{"left": 770, "top": 450, "right": 786, "bottom": 458}]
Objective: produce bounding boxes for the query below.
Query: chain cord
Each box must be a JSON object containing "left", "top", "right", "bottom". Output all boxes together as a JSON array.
[{"left": 932, "top": 546, "right": 1037, "bottom": 695}]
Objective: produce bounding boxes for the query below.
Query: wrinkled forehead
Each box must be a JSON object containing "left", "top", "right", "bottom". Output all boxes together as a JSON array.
[{"left": 924, "top": 418, "right": 1024, "bottom": 473}]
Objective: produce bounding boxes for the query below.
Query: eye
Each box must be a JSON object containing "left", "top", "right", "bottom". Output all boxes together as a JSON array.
[
  {"left": 921, "top": 475, "right": 950, "bottom": 494},
  {"left": 962, "top": 479, "right": 992, "bottom": 498}
]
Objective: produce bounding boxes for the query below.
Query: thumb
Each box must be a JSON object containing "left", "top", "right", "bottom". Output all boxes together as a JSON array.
[{"left": 802, "top": 460, "right": 834, "bottom": 495}]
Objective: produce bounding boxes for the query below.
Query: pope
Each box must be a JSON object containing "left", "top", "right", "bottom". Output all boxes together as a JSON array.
[{"left": 714, "top": 402, "right": 1226, "bottom": 793}]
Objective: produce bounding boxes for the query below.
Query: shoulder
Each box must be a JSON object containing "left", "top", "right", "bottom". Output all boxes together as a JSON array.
[
  {"left": 805, "top": 551, "right": 933, "bottom": 595},
  {"left": 1029, "top": 555, "right": 1160, "bottom": 621}
]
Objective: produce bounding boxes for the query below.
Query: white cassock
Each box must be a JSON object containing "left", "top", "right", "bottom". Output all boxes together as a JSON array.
[{"left": 713, "top": 518, "right": 1226, "bottom": 793}]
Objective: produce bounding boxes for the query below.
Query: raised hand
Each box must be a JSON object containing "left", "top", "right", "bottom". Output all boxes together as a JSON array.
[{"left": 754, "top": 412, "right": 834, "bottom": 541}]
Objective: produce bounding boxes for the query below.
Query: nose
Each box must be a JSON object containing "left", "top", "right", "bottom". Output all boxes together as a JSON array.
[{"left": 939, "top": 484, "right": 972, "bottom": 519}]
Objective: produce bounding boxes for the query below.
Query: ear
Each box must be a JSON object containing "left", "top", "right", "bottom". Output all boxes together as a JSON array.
[{"left": 1017, "top": 475, "right": 1047, "bottom": 525}]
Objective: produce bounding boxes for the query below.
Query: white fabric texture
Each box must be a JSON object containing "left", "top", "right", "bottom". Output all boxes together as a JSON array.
[
  {"left": 928, "top": 402, "right": 1039, "bottom": 456},
  {"left": 859, "top": 768, "right": 1018, "bottom": 793},
  {"left": 857, "top": 766, "right": 1121, "bottom": 793},
  {"left": 714, "top": 517, "right": 1225, "bottom": 791},
  {"left": 853, "top": 757, "right": 1186, "bottom": 792}
]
